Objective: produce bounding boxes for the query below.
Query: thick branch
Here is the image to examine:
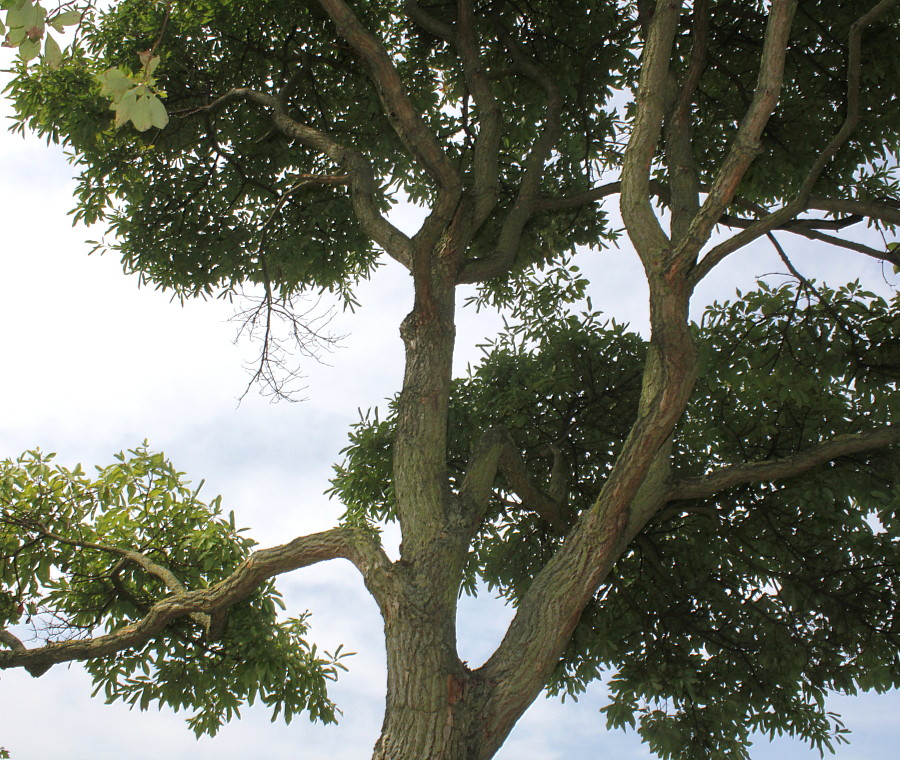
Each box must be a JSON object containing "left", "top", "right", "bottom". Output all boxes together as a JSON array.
[
  {"left": 316, "top": 0, "right": 460, "bottom": 190},
  {"left": 690, "top": 0, "right": 899, "bottom": 284},
  {"left": 458, "top": 426, "right": 510, "bottom": 516},
  {"left": 620, "top": 0, "right": 681, "bottom": 266},
  {"left": 0, "top": 527, "right": 393, "bottom": 677},
  {"left": 477, "top": 287, "right": 698, "bottom": 754},
  {"left": 0, "top": 629, "right": 47, "bottom": 676},
  {"left": 459, "top": 428, "right": 574, "bottom": 535},
  {"left": 533, "top": 180, "right": 625, "bottom": 212},
  {"left": 669, "top": 426, "right": 900, "bottom": 501},
  {"left": 403, "top": 0, "right": 454, "bottom": 41},
  {"left": 455, "top": 23, "right": 564, "bottom": 283},
  {"left": 807, "top": 196, "right": 900, "bottom": 228},
  {"left": 498, "top": 446, "right": 574, "bottom": 534},
  {"left": 673, "top": 0, "right": 797, "bottom": 268},
  {"left": 456, "top": 0, "right": 503, "bottom": 230},
  {"left": 665, "top": 0, "right": 709, "bottom": 242}
]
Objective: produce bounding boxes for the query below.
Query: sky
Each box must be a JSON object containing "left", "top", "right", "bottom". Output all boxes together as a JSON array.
[{"left": 0, "top": 70, "right": 899, "bottom": 760}]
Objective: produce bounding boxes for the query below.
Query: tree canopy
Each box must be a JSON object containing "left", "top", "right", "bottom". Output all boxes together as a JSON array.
[{"left": 1, "top": 1, "right": 900, "bottom": 759}]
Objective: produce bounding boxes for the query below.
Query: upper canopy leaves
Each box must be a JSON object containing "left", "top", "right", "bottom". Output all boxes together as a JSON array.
[{"left": 9, "top": 0, "right": 894, "bottom": 302}]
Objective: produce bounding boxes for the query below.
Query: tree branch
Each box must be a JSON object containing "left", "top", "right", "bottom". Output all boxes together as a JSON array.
[
  {"left": 807, "top": 196, "right": 900, "bottom": 228},
  {"left": 455, "top": 21, "right": 564, "bottom": 283},
  {"left": 316, "top": 0, "right": 460, "bottom": 191},
  {"left": 458, "top": 426, "right": 510, "bottom": 517},
  {"left": 669, "top": 426, "right": 900, "bottom": 502},
  {"left": 620, "top": 0, "right": 681, "bottom": 266},
  {"left": 792, "top": 0, "right": 900, "bottom": 201},
  {"left": 673, "top": 0, "right": 797, "bottom": 269},
  {"left": 403, "top": 0, "right": 454, "bottom": 42},
  {"left": 0, "top": 527, "right": 393, "bottom": 677},
  {"left": 665, "top": 0, "right": 709, "bottom": 242},
  {"left": 782, "top": 224, "right": 900, "bottom": 264},
  {"left": 456, "top": 0, "right": 503, "bottom": 230},
  {"left": 198, "top": 87, "right": 414, "bottom": 268},
  {"left": 458, "top": 428, "right": 574, "bottom": 534},
  {"left": 0, "top": 629, "right": 48, "bottom": 677},
  {"left": 477, "top": 295, "right": 698, "bottom": 752},
  {"left": 690, "top": 0, "right": 899, "bottom": 285}
]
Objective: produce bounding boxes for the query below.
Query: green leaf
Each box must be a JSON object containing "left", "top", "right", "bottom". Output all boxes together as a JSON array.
[
  {"left": 113, "top": 87, "right": 138, "bottom": 128},
  {"left": 4, "top": 22, "right": 26, "bottom": 46},
  {"left": 43, "top": 32, "right": 61, "bottom": 68},
  {"left": 144, "top": 93, "right": 168, "bottom": 130},
  {"left": 51, "top": 9, "right": 80, "bottom": 29},
  {"left": 128, "top": 93, "right": 155, "bottom": 132},
  {"left": 17, "top": 34, "right": 39, "bottom": 61},
  {"left": 97, "top": 67, "right": 134, "bottom": 101}
]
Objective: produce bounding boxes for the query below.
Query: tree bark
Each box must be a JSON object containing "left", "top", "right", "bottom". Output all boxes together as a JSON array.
[{"left": 373, "top": 218, "right": 488, "bottom": 759}]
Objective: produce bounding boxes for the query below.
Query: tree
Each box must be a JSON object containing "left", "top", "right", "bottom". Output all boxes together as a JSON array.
[{"left": 1, "top": 1, "right": 900, "bottom": 758}]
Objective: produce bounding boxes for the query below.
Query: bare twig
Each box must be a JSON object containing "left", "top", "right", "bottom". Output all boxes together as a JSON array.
[{"left": 233, "top": 290, "right": 344, "bottom": 402}]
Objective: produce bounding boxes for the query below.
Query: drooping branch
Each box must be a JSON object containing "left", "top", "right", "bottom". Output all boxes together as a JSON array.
[
  {"left": 196, "top": 87, "right": 414, "bottom": 269},
  {"left": 672, "top": 0, "right": 797, "bottom": 268},
  {"left": 669, "top": 426, "right": 900, "bottom": 502},
  {"left": 0, "top": 527, "right": 394, "bottom": 677},
  {"left": 782, "top": 224, "right": 900, "bottom": 264},
  {"left": 316, "top": 0, "right": 460, "bottom": 191}
]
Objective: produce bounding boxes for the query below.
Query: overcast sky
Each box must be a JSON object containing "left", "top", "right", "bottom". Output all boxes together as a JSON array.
[{"left": 1, "top": 69, "right": 899, "bottom": 759}]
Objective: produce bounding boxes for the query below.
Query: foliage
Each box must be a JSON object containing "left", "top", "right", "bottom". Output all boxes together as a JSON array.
[
  {"left": 0, "top": 446, "right": 346, "bottom": 735},
  {"left": 334, "top": 280, "right": 900, "bottom": 758},
  {"left": 1, "top": 0, "right": 900, "bottom": 758}
]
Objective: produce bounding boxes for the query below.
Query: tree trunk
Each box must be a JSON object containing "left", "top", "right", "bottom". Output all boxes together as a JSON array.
[
  {"left": 375, "top": 224, "right": 490, "bottom": 759},
  {"left": 372, "top": 555, "right": 488, "bottom": 760}
]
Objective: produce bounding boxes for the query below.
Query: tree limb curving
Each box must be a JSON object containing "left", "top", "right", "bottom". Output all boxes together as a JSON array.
[{"left": 0, "top": 527, "right": 393, "bottom": 677}]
